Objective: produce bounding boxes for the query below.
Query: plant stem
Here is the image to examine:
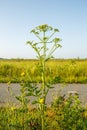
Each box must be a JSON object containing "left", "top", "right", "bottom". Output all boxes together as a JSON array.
[{"left": 41, "top": 31, "right": 46, "bottom": 130}]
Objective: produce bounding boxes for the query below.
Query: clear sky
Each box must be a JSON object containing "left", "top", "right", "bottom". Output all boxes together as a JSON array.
[{"left": 0, "top": 0, "right": 87, "bottom": 59}]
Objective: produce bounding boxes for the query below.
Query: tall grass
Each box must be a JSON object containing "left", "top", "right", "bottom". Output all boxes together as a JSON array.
[{"left": 0, "top": 59, "right": 87, "bottom": 83}]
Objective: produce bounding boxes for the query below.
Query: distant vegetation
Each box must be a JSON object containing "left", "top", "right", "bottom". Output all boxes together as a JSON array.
[{"left": 0, "top": 58, "right": 87, "bottom": 83}]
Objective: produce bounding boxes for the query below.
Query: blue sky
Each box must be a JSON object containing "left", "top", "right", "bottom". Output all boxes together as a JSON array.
[{"left": 0, "top": 0, "right": 87, "bottom": 59}]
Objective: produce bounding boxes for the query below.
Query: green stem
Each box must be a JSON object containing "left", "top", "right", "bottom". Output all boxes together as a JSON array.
[
  {"left": 41, "top": 104, "right": 44, "bottom": 130},
  {"left": 42, "top": 31, "right": 46, "bottom": 100},
  {"left": 41, "top": 31, "right": 46, "bottom": 130}
]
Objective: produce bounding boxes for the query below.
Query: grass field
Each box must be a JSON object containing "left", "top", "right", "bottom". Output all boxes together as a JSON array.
[{"left": 0, "top": 59, "right": 87, "bottom": 83}]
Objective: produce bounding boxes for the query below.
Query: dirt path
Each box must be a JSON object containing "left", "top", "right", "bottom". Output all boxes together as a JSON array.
[{"left": 0, "top": 83, "right": 87, "bottom": 106}]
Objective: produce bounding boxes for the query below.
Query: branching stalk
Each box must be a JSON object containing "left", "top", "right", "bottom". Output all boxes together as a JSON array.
[{"left": 27, "top": 24, "right": 61, "bottom": 130}]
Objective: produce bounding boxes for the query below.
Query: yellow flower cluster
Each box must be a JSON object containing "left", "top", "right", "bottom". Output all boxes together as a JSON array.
[{"left": 11, "top": 106, "right": 16, "bottom": 111}]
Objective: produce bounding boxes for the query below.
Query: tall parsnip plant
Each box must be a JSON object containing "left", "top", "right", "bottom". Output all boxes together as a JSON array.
[{"left": 27, "top": 24, "right": 62, "bottom": 130}]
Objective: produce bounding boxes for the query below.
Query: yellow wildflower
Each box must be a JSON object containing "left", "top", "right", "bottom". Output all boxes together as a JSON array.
[
  {"left": 11, "top": 106, "right": 16, "bottom": 111},
  {"left": 21, "top": 72, "right": 25, "bottom": 76},
  {"left": 39, "top": 98, "right": 44, "bottom": 104}
]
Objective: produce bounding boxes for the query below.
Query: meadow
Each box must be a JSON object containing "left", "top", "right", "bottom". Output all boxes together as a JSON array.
[{"left": 0, "top": 58, "right": 87, "bottom": 83}]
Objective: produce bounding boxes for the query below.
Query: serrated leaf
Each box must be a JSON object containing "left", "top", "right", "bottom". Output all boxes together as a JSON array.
[{"left": 15, "top": 96, "right": 22, "bottom": 102}]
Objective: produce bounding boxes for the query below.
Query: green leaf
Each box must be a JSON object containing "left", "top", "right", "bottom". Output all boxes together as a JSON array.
[
  {"left": 15, "top": 96, "right": 22, "bottom": 102},
  {"left": 46, "top": 83, "right": 54, "bottom": 89},
  {"left": 32, "top": 100, "right": 38, "bottom": 104}
]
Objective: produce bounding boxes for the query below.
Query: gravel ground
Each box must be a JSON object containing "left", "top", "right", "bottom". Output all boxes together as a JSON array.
[{"left": 0, "top": 83, "right": 87, "bottom": 106}]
